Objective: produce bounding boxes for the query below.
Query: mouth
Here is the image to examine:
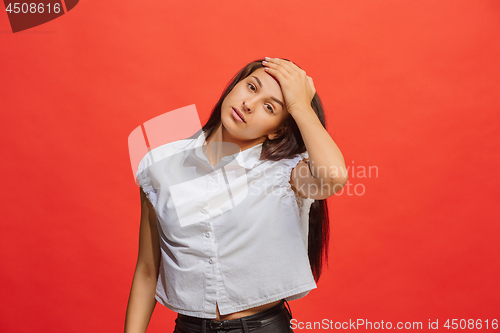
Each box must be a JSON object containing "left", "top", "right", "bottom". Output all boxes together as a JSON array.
[{"left": 232, "top": 107, "right": 246, "bottom": 123}]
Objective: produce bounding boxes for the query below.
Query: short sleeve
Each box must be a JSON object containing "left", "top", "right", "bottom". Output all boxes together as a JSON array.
[
  {"left": 276, "top": 152, "right": 315, "bottom": 244},
  {"left": 276, "top": 151, "right": 310, "bottom": 194},
  {"left": 276, "top": 155, "right": 301, "bottom": 193},
  {"left": 136, "top": 152, "right": 158, "bottom": 208}
]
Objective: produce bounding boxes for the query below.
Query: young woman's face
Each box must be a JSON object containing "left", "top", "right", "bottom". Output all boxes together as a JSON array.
[{"left": 220, "top": 68, "right": 289, "bottom": 145}]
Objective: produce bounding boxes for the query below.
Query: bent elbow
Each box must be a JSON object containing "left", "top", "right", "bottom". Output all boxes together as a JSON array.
[{"left": 324, "top": 177, "right": 348, "bottom": 196}]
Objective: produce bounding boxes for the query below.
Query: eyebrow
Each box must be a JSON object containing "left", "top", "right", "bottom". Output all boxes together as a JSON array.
[{"left": 251, "top": 76, "right": 284, "bottom": 109}]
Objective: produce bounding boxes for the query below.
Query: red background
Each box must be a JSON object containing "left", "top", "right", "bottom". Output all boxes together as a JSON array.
[{"left": 1, "top": 0, "right": 499, "bottom": 332}]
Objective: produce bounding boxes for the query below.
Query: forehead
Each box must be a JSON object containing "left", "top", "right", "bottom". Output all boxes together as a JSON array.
[
  {"left": 246, "top": 68, "right": 282, "bottom": 94},
  {"left": 246, "top": 68, "right": 289, "bottom": 118}
]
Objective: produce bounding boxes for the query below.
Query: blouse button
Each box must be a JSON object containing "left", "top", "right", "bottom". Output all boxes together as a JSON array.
[
  {"left": 205, "top": 232, "right": 210, "bottom": 238},
  {"left": 208, "top": 258, "right": 214, "bottom": 264},
  {"left": 201, "top": 207, "right": 208, "bottom": 214}
]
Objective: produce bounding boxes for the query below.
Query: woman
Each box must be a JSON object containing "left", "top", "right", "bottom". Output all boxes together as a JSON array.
[{"left": 125, "top": 57, "right": 347, "bottom": 333}]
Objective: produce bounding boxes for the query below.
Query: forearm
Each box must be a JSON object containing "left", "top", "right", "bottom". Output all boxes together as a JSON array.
[
  {"left": 124, "top": 268, "right": 158, "bottom": 333},
  {"left": 290, "top": 105, "right": 347, "bottom": 185}
]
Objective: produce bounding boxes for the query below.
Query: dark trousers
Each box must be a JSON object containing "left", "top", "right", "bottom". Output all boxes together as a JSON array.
[{"left": 173, "top": 299, "right": 294, "bottom": 333}]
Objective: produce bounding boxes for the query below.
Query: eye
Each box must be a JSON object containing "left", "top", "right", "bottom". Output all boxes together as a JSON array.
[{"left": 247, "top": 83, "right": 275, "bottom": 114}]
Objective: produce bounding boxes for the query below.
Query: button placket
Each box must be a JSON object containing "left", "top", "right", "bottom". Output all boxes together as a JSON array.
[{"left": 201, "top": 171, "right": 217, "bottom": 216}]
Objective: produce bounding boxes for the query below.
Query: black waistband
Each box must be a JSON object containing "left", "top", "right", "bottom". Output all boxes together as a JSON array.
[{"left": 176, "top": 299, "right": 291, "bottom": 332}]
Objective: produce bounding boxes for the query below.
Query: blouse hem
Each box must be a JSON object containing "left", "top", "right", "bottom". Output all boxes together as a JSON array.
[{"left": 154, "top": 282, "right": 317, "bottom": 319}]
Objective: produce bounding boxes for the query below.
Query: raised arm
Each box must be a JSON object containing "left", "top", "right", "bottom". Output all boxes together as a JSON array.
[{"left": 262, "top": 58, "right": 348, "bottom": 199}]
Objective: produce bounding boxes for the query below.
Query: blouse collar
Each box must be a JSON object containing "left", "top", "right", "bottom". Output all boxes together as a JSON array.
[{"left": 189, "top": 130, "right": 264, "bottom": 170}]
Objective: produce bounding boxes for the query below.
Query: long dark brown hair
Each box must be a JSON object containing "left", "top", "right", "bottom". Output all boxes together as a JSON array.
[{"left": 191, "top": 58, "right": 330, "bottom": 282}]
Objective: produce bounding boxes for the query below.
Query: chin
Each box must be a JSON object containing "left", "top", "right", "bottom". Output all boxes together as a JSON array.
[
  {"left": 221, "top": 117, "right": 245, "bottom": 139},
  {"left": 221, "top": 108, "right": 237, "bottom": 128}
]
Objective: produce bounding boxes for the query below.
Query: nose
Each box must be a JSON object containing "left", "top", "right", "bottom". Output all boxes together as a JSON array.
[{"left": 242, "top": 101, "right": 253, "bottom": 113}]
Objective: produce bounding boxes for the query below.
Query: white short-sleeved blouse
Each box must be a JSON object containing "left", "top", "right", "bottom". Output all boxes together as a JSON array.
[{"left": 136, "top": 129, "right": 316, "bottom": 319}]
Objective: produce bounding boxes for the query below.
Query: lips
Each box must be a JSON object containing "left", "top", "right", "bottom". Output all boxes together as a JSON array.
[{"left": 232, "top": 107, "right": 246, "bottom": 123}]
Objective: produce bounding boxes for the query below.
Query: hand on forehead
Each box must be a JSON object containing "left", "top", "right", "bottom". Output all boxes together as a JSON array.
[
  {"left": 254, "top": 67, "right": 282, "bottom": 92},
  {"left": 262, "top": 67, "right": 281, "bottom": 88}
]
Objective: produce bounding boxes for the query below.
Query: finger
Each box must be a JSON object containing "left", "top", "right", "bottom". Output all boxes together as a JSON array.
[
  {"left": 307, "top": 76, "right": 316, "bottom": 92},
  {"left": 263, "top": 66, "right": 288, "bottom": 85},
  {"left": 306, "top": 77, "right": 316, "bottom": 99},
  {"left": 263, "top": 58, "right": 292, "bottom": 78},
  {"left": 276, "top": 59, "right": 303, "bottom": 79},
  {"left": 275, "top": 58, "right": 307, "bottom": 78}
]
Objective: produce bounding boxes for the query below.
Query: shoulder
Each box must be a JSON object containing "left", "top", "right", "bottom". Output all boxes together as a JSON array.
[
  {"left": 270, "top": 152, "right": 308, "bottom": 186},
  {"left": 137, "top": 137, "right": 194, "bottom": 174}
]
